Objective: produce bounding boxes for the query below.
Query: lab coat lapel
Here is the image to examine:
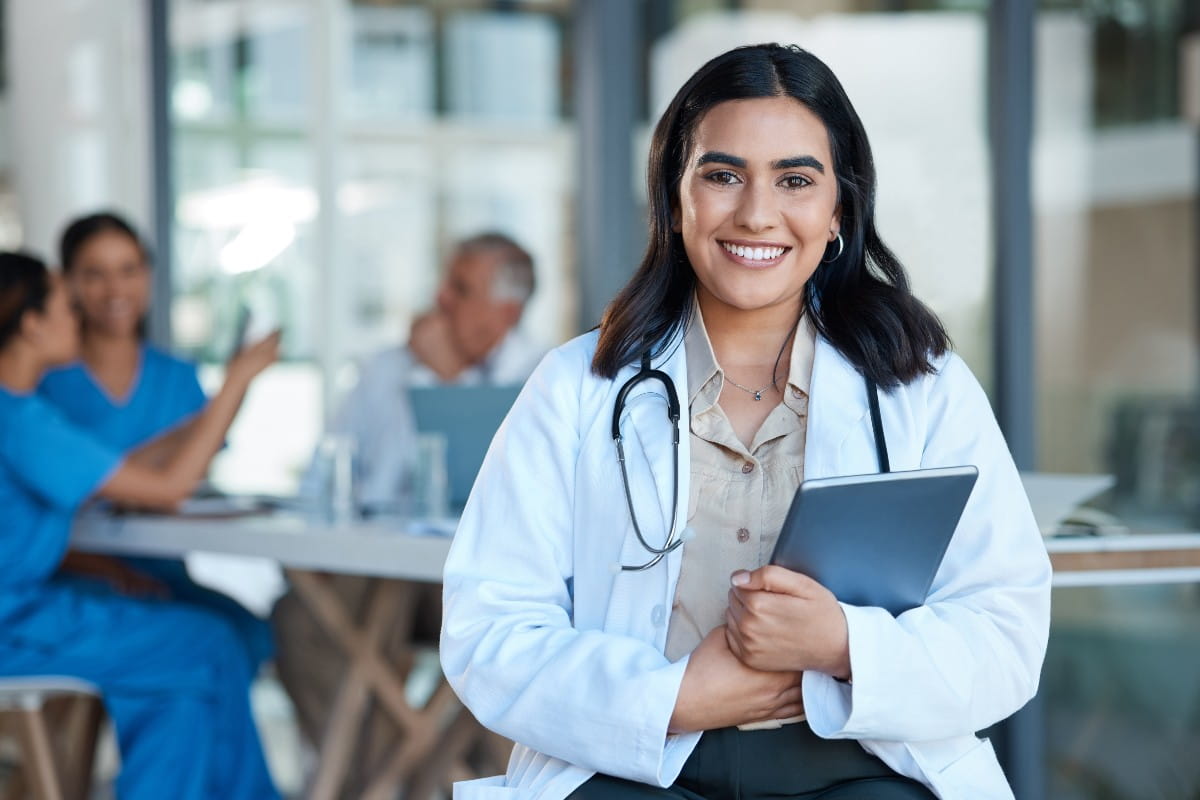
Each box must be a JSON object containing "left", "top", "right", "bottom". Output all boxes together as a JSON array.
[{"left": 805, "top": 336, "right": 871, "bottom": 480}]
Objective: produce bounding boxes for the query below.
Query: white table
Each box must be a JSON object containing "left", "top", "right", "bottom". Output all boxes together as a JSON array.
[
  {"left": 72, "top": 509, "right": 1200, "bottom": 800},
  {"left": 72, "top": 511, "right": 453, "bottom": 582},
  {"left": 1046, "top": 532, "right": 1200, "bottom": 587},
  {"left": 72, "top": 509, "right": 1200, "bottom": 590},
  {"left": 72, "top": 510, "right": 471, "bottom": 800}
]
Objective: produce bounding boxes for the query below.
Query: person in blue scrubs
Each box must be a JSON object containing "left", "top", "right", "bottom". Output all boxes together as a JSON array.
[
  {"left": 38, "top": 211, "right": 272, "bottom": 669},
  {"left": 0, "top": 252, "right": 281, "bottom": 799}
]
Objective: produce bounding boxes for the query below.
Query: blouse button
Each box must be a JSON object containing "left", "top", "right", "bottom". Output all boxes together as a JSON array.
[
  {"left": 741, "top": 462, "right": 754, "bottom": 474},
  {"left": 736, "top": 528, "right": 751, "bottom": 543},
  {"left": 792, "top": 388, "right": 803, "bottom": 399}
]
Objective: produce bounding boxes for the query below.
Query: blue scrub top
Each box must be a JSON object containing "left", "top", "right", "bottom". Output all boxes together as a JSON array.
[
  {"left": 0, "top": 388, "right": 122, "bottom": 590},
  {"left": 38, "top": 345, "right": 207, "bottom": 451}
]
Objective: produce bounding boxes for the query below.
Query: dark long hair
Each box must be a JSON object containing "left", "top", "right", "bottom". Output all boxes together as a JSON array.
[
  {"left": 59, "top": 211, "right": 151, "bottom": 339},
  {"left": 60, "top": 211, "right": 150, "bottom": 274},
  {"left": 592, "top": 44, "right": 949, "bottom": 388},
  {"left": 0, "top": 252, "right": 52, "bottom": 351}
]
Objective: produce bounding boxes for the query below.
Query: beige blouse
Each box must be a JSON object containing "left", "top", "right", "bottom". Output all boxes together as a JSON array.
[
  {"left": 664, "top": 303, "right": 816, "bottom": 661},
  {"left": 664, "top": 301, "right": 816, "bottom": 727}
]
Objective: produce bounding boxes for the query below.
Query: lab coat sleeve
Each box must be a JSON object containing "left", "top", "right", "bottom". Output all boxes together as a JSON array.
[
  {"left": 440, "top": 345, "right": 692, "bottom": 786},
  {"left": 804, "top": 353, "right": 1052, "bottom": 742}
]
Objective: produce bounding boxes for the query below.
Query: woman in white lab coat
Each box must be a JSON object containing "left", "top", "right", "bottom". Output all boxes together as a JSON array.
[{"left": 440, "top": 44, "right": 1051, "bottom": 800}]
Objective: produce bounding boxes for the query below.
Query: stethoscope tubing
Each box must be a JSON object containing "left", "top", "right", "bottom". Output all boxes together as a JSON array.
[
  {"left": 612, "top": 352, "right": 683, "bottom": 571},
  {"left": 611, "top": 349, "right": 888, "bottom": 573}
]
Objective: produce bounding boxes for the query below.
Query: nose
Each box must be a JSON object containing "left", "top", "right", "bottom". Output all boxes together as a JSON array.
[
  {"left": 732, "top": 180, "right": 779, "bottom": 233},
  {"left": 435, "top": 284, "right": 453, "bottom": 313}
]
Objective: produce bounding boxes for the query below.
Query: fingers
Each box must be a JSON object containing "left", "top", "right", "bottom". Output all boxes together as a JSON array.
[
  {"left": 732, "top": 565, "right": 822, "bottom": 596},
  {"left": 749, "top": 678, "right": 805, "bottom": 724},
  {"left": 775, "top": 681, "right": 804, "bottom": 704},
  {"left": 724, "top": 614, "right": 743, "bottom": 659}
]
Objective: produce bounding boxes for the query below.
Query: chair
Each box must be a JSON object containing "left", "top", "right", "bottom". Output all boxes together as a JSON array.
[{"left": 0, "top": 677, "right": 104, "bottom": 800}]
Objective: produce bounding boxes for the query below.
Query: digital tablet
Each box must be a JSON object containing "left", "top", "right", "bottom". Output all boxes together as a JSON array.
[{"left": 769, "top": 465, "right": 978, "bottom": 615}]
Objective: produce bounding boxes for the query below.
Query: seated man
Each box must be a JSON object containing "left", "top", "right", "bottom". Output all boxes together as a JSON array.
[
  {"left": 273, "top": 232, "right": 543, "bottom": 794},
  {"left": 302, "top": 231, "right": 543, "bottom": 509}
]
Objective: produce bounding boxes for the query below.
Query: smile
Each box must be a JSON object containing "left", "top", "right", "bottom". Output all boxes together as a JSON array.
[{"left": 719, "top": 241, "right": 790, "bottom": 263}]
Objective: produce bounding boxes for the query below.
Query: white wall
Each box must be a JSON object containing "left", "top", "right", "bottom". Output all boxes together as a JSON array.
[{"left": 5, "top": 0, "right": 152, "bottom": 259}]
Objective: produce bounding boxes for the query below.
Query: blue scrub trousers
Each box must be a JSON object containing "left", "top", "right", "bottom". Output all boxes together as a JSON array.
[
  {"left": 121, "top": 556, "right": 275, "bottom": 670},
  {"left": 0, "top": 579, "right": 279, "bottom": 800}
]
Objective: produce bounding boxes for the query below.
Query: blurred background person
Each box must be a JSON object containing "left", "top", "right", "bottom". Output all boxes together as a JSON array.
[
  {"left": 273, "top": 231, "right": 541, "bottom": 795},
  {"left": 0, "top": 251, "right": 280, "bottom": 800},
  {"left": 38, "top": 210, "right": 273, "bottom": 671},
  {"left": 301, "top": 231, "right": 542, "bottom": 509}
]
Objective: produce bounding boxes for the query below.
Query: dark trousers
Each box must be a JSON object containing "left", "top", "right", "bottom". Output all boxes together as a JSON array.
[{"left": 569, "top": 724, "right": 937, "bottom": 800}]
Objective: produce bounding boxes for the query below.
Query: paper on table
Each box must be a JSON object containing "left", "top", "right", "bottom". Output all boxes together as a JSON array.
[
  {"left": 1019, "top": 472, "right": 1115, "bottom": 535},
  {"left": 407, "top": 517, "right": 459, "bottom": 537},
  {"left": 177, "top": 495, "right": 268, "bottom": 518}
]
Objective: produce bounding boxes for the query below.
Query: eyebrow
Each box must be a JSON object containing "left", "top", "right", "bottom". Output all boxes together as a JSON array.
[{"left": 695, "top": 151, "right": 825, "bottom": 173}]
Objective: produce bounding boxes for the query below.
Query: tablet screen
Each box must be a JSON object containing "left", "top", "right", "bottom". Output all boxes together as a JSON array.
[{"left": 769, "top": 465, "right": 978, "bottom": 615}]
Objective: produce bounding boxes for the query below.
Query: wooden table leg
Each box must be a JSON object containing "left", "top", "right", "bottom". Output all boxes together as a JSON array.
[
  {"left": 288, "top": 569, "right": 497, "bottom": 800},
  {"left": 288, "top": 571, "right": 421, "bottom": 799}
]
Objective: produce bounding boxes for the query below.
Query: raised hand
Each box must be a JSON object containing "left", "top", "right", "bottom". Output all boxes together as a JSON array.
[{"left": 227, "top": 329, "right": 281, "bottom": 385}]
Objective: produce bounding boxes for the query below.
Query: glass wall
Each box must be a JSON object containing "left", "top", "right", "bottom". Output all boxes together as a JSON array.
[
  {"left": 167, "top": 0, "right": 576, "bottom": 494},
  {"left": 1035, "top": 2, "right": 1200, "bottom": 797},
  {"left": 169, "top": 0, "right": 1003, "bottom": 493},
  {"left": 1033, "top": 0, "right": 1198, "bottom": 530},
  {"left": 1046, "top": 583, "right": 1200, "bottom": 798}
]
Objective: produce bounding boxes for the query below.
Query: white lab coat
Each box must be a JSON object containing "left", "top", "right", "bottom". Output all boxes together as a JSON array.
[{"left": 440, "top": 327, "right": 1051, "bottom": 800}]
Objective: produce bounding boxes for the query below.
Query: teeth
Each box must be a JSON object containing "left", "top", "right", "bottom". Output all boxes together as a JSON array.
[{"left": 722, "top": 243, "right": 785, "bottom": 261}]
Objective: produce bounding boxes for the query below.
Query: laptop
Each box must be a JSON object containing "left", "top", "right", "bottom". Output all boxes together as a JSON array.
[{"left": 407, "top": 385, "right": 523, "bottom": 510}]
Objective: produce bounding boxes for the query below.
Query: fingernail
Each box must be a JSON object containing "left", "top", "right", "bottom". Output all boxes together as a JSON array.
[{"left": 731, "top": 571, "right": 749, "bottom": 586}]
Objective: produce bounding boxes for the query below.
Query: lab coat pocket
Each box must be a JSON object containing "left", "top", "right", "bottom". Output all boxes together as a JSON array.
[{"left": 453, "top": 775, "right": 531, "bottom": 799}]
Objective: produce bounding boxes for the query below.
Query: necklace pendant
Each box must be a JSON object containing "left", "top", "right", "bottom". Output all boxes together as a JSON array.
[{"left": 753, "top": 390, "right": 762, "bottom": 401}]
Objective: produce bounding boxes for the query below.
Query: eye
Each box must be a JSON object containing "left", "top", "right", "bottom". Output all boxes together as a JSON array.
[
  {"left": 780, "top": 174, "right": 812, "bottom": 189},
  {"left": 705, "top": 170, "right": 740, "bottom": 185}
]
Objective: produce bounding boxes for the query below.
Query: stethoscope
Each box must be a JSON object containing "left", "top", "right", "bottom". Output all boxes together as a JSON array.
[
  {"left": 612, "top": 349, "right": 890, "bottom": 572},
  {"left": 611, "top": 350, "right": 682, "bottom": 571}
]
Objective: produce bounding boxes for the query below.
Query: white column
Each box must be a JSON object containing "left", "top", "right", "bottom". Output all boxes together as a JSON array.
[{"left": 5, "top": 0, "right": 152, "bottom": 259}]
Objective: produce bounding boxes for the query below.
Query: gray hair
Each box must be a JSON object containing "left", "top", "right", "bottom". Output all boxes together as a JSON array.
[{"left": 456, "top": 232, "right": 535, "bottom": 305}]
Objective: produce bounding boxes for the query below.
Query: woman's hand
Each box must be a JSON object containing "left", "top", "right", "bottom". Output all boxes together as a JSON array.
[
  {"left": 669, "top": 626, "right": 803, "bottom": 733},
  {"left": 226, "top": 330, "right": 281, "bottom": 386},
  {"left": 725, "top": 565, "right": 851, "bottom": 680}
]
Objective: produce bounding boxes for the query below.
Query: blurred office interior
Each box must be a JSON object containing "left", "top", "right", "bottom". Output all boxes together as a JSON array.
[{"left": 0, "top": 0, "right": 1198, "bottom": 797}]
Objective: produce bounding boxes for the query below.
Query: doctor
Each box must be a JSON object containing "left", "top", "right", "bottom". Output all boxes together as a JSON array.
[{"left": 440, "top": 44, "right": 1051, "bottom": 800}]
